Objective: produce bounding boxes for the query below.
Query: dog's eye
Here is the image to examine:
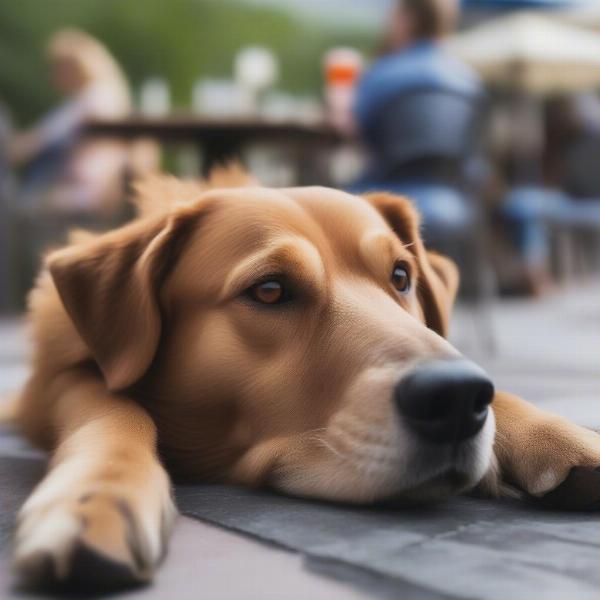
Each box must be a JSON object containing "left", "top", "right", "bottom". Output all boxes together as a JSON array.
[
  {"left": 247, "top": 280, "right": 289, "bottom": 305},
  {"left": 392, "top": 263, "right": 411, "bottom": 294}
]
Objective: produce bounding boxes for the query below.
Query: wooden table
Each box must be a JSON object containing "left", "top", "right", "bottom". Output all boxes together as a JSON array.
[{"left": 86, "top": 115, "right": 345, "bottom": 179}]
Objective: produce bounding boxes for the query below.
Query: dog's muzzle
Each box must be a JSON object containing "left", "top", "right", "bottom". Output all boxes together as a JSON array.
[{"left": 394, "top": 359, "right": 494, "bottom": 444}]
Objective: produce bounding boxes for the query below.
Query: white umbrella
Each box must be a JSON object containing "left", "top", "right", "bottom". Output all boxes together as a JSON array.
[
  {"left": 445, "top": 12, "right": 600, "bottom": 94},
  {"left": 556, "top": 4, "right": 600, "bottom": 31}
]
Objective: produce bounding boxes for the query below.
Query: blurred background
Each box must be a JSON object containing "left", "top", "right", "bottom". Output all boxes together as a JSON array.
[
  {"left": 2, "top": 5, "right": 600, "bottom": 597},
  {"left": 1, "top": 0, "right": 600, "bottom": 332}
]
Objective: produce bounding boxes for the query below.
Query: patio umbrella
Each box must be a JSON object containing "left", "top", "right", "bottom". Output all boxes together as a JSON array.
[
  {"left": 463, "top": 0, "right": 579, "bottom": 7},
  {"left": 446, "top": 11, "right": 600, "bottom": 94},
  {"left": 556, "top": 4, "right": 600, "bottom": 31}
]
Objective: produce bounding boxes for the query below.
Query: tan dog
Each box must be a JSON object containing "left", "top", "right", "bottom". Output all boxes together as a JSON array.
[{"left": 8, "top": 172, "right": 600, "bottom": 589}]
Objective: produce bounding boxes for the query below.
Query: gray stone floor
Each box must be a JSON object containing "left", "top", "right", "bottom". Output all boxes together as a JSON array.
[{"left": 1, "top": 282, "right": 599, "bottom": 599}]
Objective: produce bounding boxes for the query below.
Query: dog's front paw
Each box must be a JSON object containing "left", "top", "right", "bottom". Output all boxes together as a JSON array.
[
  {"left": 14, "top": 487, "right": 176, "bottom": 590},
  {"left": 512, "top": 417, "right": 600, "bottom": 510},
  {"left": 537, "top": 467, "right": 600, "bottom": 511}
]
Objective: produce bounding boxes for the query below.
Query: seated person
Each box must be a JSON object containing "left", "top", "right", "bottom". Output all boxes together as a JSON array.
[
  {"left": 504, "top": 94, "right": 600, "bottom": 295},
  {"left": 0, "top": 100, "right": 12, "bottom": 185},
  {"left": 8, "top": 29, "right": 132, "bottom": 216},
  {"left": 0, "top": 101, "right": 14, "bottom": 310},
  {"left": 352, "top": 0, "right": 483, "bottom": 243}
]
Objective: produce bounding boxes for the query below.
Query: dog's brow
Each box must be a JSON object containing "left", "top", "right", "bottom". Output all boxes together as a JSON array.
[
  {"left": 220, "top": 236, "right": 325, "bottom": 300},
  {"left": 360, "top": 231, "right": 395, "bottom": 263},
  {"left": 360, "top": 232, "right": 416, "bottom": 277}
]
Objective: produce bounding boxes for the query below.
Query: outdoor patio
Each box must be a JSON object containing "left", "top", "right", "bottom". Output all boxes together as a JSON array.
[{"left": 1, "top": 282, "right": 599, "bottom": 599}]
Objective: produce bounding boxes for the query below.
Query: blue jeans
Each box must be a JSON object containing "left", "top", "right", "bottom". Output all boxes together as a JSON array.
[{"left": 503, "top": 187, "right": 600, "bottom": 268}]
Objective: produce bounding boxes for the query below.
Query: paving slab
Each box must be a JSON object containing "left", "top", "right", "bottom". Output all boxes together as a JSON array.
[{"left": 175, "top": 484, "right": 600, "bottom": 600}]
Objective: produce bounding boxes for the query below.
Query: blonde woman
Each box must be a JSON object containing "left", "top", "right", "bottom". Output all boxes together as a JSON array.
[{"left": 9, "top": 29, "right": 132, "bottom": 213}]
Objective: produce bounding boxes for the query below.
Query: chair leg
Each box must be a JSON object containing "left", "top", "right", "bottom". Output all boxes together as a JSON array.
[
  {"left": 555, "top": 227, "right": 577, "bottom": 283},
  {"left": 593, "top": 232, "right": 600, "bottom": 275},
  {"left": 469, "top": 235, "right": 498, "bottom": 357},
  {"left": 442, "top": 233, "right": 498, "bottom": 358}
]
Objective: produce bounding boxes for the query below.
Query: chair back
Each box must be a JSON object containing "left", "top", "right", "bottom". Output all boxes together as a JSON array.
[{"left": 370, "top": 88, "right": 483, "bottom": 178}]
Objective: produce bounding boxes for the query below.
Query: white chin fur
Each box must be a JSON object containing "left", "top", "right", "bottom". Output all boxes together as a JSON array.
[{"left": 275, "top": 410, "right": 496, "bottom": 504}]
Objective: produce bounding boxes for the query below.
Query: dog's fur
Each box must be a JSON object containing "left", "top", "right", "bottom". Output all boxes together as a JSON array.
[{"left": 8, "top": 168, "right": 600, "bottom": 588}]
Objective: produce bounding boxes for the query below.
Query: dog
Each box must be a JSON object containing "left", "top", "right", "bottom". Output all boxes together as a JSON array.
[{"left": 7, "top": 168, "right": 600, "bottom": 589}]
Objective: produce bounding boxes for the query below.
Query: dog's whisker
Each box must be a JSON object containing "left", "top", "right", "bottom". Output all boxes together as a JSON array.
[
  {"left": 313, "top": 424, "right": 404, "bottom": 473},
  {"left": 311, "top": 435, "right": 348, "bottom": 461}
]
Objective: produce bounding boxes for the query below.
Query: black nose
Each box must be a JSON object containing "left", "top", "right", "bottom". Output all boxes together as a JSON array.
[{"left": 394, "top": 359, "right": 494, "bottom": 444}]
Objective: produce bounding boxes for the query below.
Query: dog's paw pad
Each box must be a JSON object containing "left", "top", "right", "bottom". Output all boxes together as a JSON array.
[
  {"left": 62, "top": 541, "right": 148, "bottom": 590},
  {"left": 13, "top": 496, "right": 159, "bottom": 590},
  {"left": 15, "top": 541, "right": 147, "bottom": 592},
  {"left": 539, "top": 467, "right": 600, "bottom": 510}
]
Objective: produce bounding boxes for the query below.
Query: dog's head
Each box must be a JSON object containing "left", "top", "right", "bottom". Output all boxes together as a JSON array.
[{"left": 48, "top": 184, "right": 495, "bottom": 504}]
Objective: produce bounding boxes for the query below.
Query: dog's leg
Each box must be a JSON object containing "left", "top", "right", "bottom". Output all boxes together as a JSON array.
[
  {"left": 483, "top": 391, "right": 600, "bottom": 508},
  {"left": 13, "top": 370, "right": 176, "bottom": 589}
]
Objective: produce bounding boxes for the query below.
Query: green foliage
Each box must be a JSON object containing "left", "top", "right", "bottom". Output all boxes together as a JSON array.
[{"left": 0, "top": 0, "right": 373, "bottom": 125}]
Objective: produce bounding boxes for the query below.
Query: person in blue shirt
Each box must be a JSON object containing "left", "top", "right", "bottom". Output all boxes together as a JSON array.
[
  {"left": 355, "top": 0, "right": 476, "bottom": 145},
  {"left": 352, "top": 0, "right": 485, "bottom": 247}
]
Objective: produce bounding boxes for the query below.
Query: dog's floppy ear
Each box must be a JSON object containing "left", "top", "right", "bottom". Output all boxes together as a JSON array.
[
  {"left": 47, "top": 206, "right": 202, "bottom": 391},
  {"left": 366, "top": 192, "right": 459, "bottom": 338}
]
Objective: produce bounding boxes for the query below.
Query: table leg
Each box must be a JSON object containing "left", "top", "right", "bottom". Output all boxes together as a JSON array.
[
  {"left": 295, "top": 142, "right": 337, "bottom": 186},
  {"left": 201, "top": 138, "right": 243, "bottom": 176}
]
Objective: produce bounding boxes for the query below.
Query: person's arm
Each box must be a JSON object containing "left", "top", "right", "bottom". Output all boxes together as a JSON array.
[
  {"left": 8, "top": 130, "right": 44, "bottom": 164},
  {"left": 8, "top": 94, "right": 90, "bottom": 165}
]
